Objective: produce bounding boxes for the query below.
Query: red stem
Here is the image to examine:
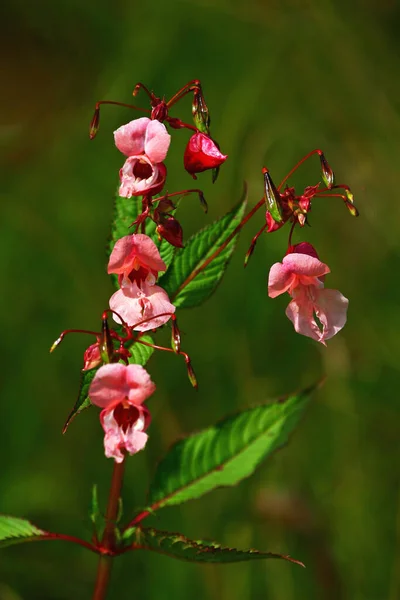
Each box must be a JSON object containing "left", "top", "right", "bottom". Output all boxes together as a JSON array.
[
  {"left": 95, "top": 100, "right": 150, "bottom": 114},
  {"left": 166, "top": 79, "right": 200, "bottom": 108},
  {"left": 36, "top": 532, "right": 99, "bottom": 554},
  {"left": 278, "top": 149, "right": 322, "bottom": 190},
  {"left": 92, "top": 460, "right": 126, "bottom": 600}
]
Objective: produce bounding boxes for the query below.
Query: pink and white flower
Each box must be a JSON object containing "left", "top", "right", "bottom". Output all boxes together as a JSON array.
[
  {"left": 268, "top": 243, "right": 348, "bottom": 345},
  {"left": 114, "top": 117, "right": 171, "bottom": 198},
  {"left": 108, "top": 233, "right": 166, "bottom": 286},
  {"left": 89, "top": 363, "right": 155, "bottom": 463},
  {"left": 109, "top": 279, "right": 175, "bottom": 332},
  {"left": 108, "top": 233, "right": 175, "bottom": 331}
]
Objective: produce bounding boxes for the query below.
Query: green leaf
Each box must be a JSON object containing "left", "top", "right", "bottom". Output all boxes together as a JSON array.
[
  {"left": 146, "top": 385, "right": 315, "bottom": 510},
  {"left": 127, "top": 335, "right": 154, "bottom": 366},
  {"left": 123, "top": 527, "right": 304, "bottom": 566},
  {"left": 109, "top": 191, "right": 176, "bottom": 274},
  {"left": 158, "top": 191, "right": 247, "bottom": 308},
  {"left": 0, "top": 516, "right": 46, "bottom": 549},
  {"left": 62, "top": 368, "right": 97, "bottom": 433}
]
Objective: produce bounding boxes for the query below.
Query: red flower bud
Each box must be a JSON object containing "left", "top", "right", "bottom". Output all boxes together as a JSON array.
[
  {"left": 89, "top": 107, "right": 100, "bottom": 140},
  {"left": 319, "top": 152, "right": 335, "bottom": 189},
  {"left": 184, "top": 132, "right": 227, "bottom": 179},
  {"left": 156, "top": 217, "right": 184, "bottom": 248},
  {"left": 287, "top": 242, "right": 319, "bottom": 259}
]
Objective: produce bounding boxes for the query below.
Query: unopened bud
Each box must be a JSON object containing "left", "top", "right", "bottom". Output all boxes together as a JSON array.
[
  {"left": 345, "top": 188, "right": 354, "bottom": 204},
  {"left": 151, "top": 101, "right": 168, "bottom": 122},
  {"left": 198, "top": 191, "right": 208, "bottom": 213},
  {"left": 89, "top": 107, "right": 100, "bottom": 140},
  {"left": 184, "top": 132, "right": 227, "bottom": 179},
  {"left": 156, "top": 217, "right": 184, "bottom": 248},
  {"left": 156, "top": 197, "right": 176, "bottom": 214},
  {"left": 99, "top": 315, "right": 114, "bottom": 363},
  {"left": 345, "top": 200, "right": 359, "bottom": 217},
  {"left": 50, "top": 336, "right": 62, "bottom": 353},
  {"left": 342, "top": 188, "right": 359, "bottom": 216},
  {"left": 319, "top": 152, "right": 335, "bottom": 189},
  {"left": 186, "top": 360, "right": 198, "bottom": 389},
  {"left": 262, "top": 168, "right": 283, "bottom": 224},
  {"left": 171, "top": 318, "right": 181, "bottom": 354},
  {"left": 83, "top": 343, "right": 102, "bottom": 371},
  {"left": 192, "top": 89, "right": 210, "bottom": 135}
]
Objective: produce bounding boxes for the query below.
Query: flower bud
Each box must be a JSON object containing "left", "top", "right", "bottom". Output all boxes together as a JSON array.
[
  {"left": 151, "top": 102, "right": 168, "bottom": 122},
  {"left": 156, "top": 217, "right": 184, "bottom": 248},
  {"left": 184, "top": 132, "right": 227, "bottom": 179},
  {"left": 171, "top": 318, "right": 181, "bottom": 354},
  {"left": 83, "top": 343, "right": 103, "bottom": 371},
  {"left": 99, "top": 314, "right": 115, "bottom": 364},
  {"left": 89, "top": 107, "right": 100, "bottom": 140},
  {"left": 319, "top": 152, "right": 335, "bottom": 189},
  {"left": 186, "top": 360, "right": 198, "bottom": 389},
  {"left": 287, "top": 242, "right": 319, "bottom": 259},
  {"left": 192, "top": 89, "right": 210, "bottom": 135},
  {"left": 262, "top": 168, "right": 283, "bottom": 224}
]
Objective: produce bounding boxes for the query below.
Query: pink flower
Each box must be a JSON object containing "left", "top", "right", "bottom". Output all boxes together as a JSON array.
[
  {"left": 184, "top": 132, "right": 227, "bottom": 179},
  {"left": 89, "top": 363, "right": 155, "bottom": 463},
  {"left": 108, "top": 233, "right": 166, "bottom": 285},
  {"left": 114, "top": 118, "right": 171, "bottom": 197},
  {"left": 268, "top": 243, "right": 348, "bottom": 345},
  {"left": 109, "top": 279, "right": 175, "bottom": 332}
]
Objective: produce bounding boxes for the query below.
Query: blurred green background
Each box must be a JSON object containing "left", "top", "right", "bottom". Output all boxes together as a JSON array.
[{"left": 2, "top": 0, "right": 400, "bottom": 598}]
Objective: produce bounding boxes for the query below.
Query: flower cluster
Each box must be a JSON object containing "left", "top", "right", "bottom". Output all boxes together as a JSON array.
[
  {"left": 80, "top": 81, "right": 228, "bottom": 461},
  {"left": 108, "top": 233, "right": 175, "bottom": 331},
  {"left": 91, "top": 80, "right": 227, "bottom": 248},
  {"left": 268, "top": 242, "right": 348, "bottom": 345},
  {"left": 53, "top": 81, "right": 358, "bottom": 467},
  {"left": 239, "top": 150, "right": 358, "bottom": 344}
]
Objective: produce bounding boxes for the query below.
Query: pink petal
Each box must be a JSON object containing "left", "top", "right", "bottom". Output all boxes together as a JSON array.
[
  {"left": 100, "top": 406, "right": 150, "bottom": 461},
  {"left": 118, "top": 157, "right": 167, "bottom": 198},
  {"left": 144, "top": 120, "right": 171, "bottom": 163},
  {"left": 108, "top": 233, "right": 166, "bottom": 278},
  {"left": 268, "top": 262, "right": 296, "bottom": 298},
  {"left": 89, "top": 363, "right": 155, "bottom": 408},
  {"left": 124, "top": 430, "right": 148, "bottom": 455},
  {"left": 89, "top": 363, "right": 130, "bottom": 408},
  {"left": 109, "top": 281, "right": 175, "bottom": 332},
  {"left": 285, "top": 288, "right": 323, "bottom": 343},
  {"left": 282, "top": 253, "right": 330, "bottom": 279},
  {"left": 314, "top": 288, "right": 349, "bottom": 342},
  {"left": 125, "top": 365, "right": 156, "bottom": 404},
  {"left": 114, "top": 117, "right": 150, "bottom": 157}
]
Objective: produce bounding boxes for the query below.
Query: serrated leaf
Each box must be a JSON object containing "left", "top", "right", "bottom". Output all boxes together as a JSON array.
[
  {"left": 158, "top": 192, "right": 247, "bottom": 309},
  {"left": 123, "top": 527, "right": 303, "bottom": 566},
  {"left": 0, "top": 516, "right": 46, "bottom": 549},
  {"left": 127, "top": 335, "right": 154, "bottom": 366},
  {"left": 62, "top": 367, "right": 98, "bottom": 433},
  {"left": 146, "top": 386, "right": 315, "bottom": 510},
  {"left": 109, "top": 191, "right": 176, "bottom": 273}
]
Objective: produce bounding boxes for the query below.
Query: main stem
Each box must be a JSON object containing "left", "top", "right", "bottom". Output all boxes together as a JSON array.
[{"left": 92, "top": 459, "right": 126, "bottom": 600}]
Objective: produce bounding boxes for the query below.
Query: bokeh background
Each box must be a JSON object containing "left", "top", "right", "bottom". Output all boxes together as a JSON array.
[{"left": 2, "top": 0, "right": 400, "bottom": 598}]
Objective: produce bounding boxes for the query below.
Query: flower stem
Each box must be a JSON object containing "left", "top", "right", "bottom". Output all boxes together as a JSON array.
[{"left": 92, "top": 459, "right": 126, "bottom": 600}]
